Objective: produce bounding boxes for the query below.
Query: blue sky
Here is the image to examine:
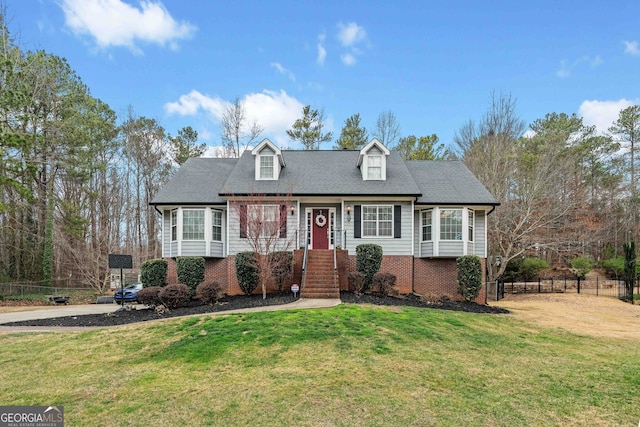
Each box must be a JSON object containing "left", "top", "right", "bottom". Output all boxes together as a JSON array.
[{"left": 9, "top": 0, "right": 640, "bottom": 152}]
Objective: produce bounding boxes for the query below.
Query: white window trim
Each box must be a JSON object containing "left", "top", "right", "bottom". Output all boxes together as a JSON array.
[
  {"left": 182, "top": 208, "right": 206, "bottom": 241},
  {"left": 170, "top": 209, "right": 178, "bottom": 242},
  {"left": 362, "top": 204, "right": 394, "bottom": 238},
  {"left": 468, "top": 210, "right": 474, "bottom": 242},
  {"left": 439, "top": 208, "right": 463, "bottom": 241},
  {"left": 247, "top": 204, "right": 280, "bottom": 237},
  {"left": 421, "top": 209, "right": 433, "bottom": 242},
  {"left": 258, "top": 154, "right": 275, "bottom": 180},
  {"left": 212, "top": 209, "right": 223, "bottom": 242}
]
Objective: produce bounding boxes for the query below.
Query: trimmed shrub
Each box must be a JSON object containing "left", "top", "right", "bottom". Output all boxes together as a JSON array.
[
  {"left": 373, "top": 272, "right": 398, "bottom": 297},
  {"left": 356, "top": 244, "right": 383, "bottom": 291},
  {"left": 136, "top": 286, "right": 161, "bottom": 307},
  {"left": 271, "top": 251, "right": 293, "bottom": 293},
  {"left": 235, "top": 252, "right": 260, "bottom": 295},
  {"left": 520, "top": 257, "right": 549, "bottom": 281},
  {"left": 141, "top": 258, "right": 168, "bottom": 287},
  {"left": 570, "top": 256, "right": 594, "bottom": 279},
  {"left": 348, "top": 271, "right": 366, "bottom": 294},
  {"left": 196, "top": 282, "right": 225, "bottom": 305},
  {"left": 158, "top": 284, "right": 190, "bottom": 309},
  {"left": 177, "top": 256, "right": 205, "bottom": 295},
  {"left": 457, "top": 255, "right": 482, "bottom": 302}
]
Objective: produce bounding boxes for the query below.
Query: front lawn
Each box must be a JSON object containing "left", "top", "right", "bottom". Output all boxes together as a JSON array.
[{"left": 0, "top": 304, "right": 638, "bottom": 426}]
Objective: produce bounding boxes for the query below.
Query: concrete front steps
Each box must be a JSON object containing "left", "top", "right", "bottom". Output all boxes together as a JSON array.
[{"left": 301, "top": 250, "right": 340, "bottom": 298}]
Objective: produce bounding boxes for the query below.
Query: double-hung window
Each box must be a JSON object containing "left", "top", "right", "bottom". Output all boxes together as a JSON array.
[
  {"left": 468, "top": 210, "right": 474, "bottom": 242},
  {"left": 362, "top": 205, "right": 393, "bottom": 237},
  {"left": 367, "top": 155, "right": 382, "bottom": 180},
  {"left": 260, "top": 155, "right": 274, "bottom": 179},
  {"left": 421, "top": 209, "right": 432, "bottom": 241},
  {"left": 182, "top": 209, "right": 205, "bottom": 240},
  {"left": 212, "top": 210, "right": 222, "bottom": 241},
  {"left": 170, "top": 209, "right": 177, "bottom": 241},
  {"left": 439, "top": 209, "right": 462, "bottom": 240},
  {"left": 247, "top": 205, "right": 279, "bottom": 236}
]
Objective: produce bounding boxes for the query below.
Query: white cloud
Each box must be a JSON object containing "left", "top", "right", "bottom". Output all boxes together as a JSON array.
[
  {"left": 165, "top": 89, "right": 304, "bottom": 147},
  {"left": 164, "top": 90, "right": 227, "bottom": 117},
  {"left": 556, "top": 55, "right": 603, "bottom": 78},
  {"left": 578, "top": 98, "right": 640, "bottom": 133},
  {"left": 624, "top": 40, "right": 640, "bottom": 56},
  {"left": 270, "top": 62, "right": 296, "bottom": 82},
  {"left": 337, "top": 22, "right": 366, "bottom": 47},
  {"left": 317, "top": 33, "right": 327, "bottom": 65},
  {"left": 341, "top": 53, "right": 356, "bottom": 66},
  {"left": 60, "top": 0, "right": 196, "bottom": 54}
]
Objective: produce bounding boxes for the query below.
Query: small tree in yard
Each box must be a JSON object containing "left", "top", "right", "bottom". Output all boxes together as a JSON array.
[
  {"left": 229, "top": 193, "right": 296, "bottom": 299},
  {"left": 176, "top": 256, "right": 205, "bottom": 296},
  {"left": 271, "top": 251, "right": 293, "bottom": 293},
  {"left": 624, "top": 241, "right": 636, "bottom": 304},
  {"left": 141, "top": 258, "right": 168, "bottom": 287},
  {"left": 356, "top": 244, "right": 383, "bottom": 292},
  {"left": 235, "top": 252, "right": 260, "bottom": 295},
  {"left": 457, "top": 255, "right": 482, "bottom": 302}
]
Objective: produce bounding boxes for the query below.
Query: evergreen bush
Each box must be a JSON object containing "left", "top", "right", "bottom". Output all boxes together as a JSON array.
[
  {"left": 271, "top": 251, "right": 293, "bottom": 293},
  {"left": 356, "top": 244, "right": 383, "bottom": 291},
  {"left": 457, "top": 255, "right": 482, "bottom": 302},
  {"left": 235, "top": 252, "right": 260, "bottom": 295},
  {"left": 570, "top": 256, "right": 594, "bottom": 279},
  {"left": 141, "top": 258, "right": 168, "bottom": 287},
  {"left": 177, "top": 256, "right": 205, "bottom": 295},
  {"left": 520, "top": 257, "right": 549, "bottom": 281}
]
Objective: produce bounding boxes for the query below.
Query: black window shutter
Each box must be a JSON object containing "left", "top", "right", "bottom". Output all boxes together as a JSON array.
[
  {"left": 354, "top": 205, "right": 361, "bottom": 238},
  {"left": 239, "top": 205, "right": 247, "bottom": 238},
  {"left": 280, "top": 205, "right": 287, "bottom": 238},
  {"left": 394, "top": 205, "right": 401, "bottom": 238}
]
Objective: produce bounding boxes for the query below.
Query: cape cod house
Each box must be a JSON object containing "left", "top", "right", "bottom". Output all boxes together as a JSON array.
[{"left": 150, "top": 138, "right": 499, "bottom": 303}]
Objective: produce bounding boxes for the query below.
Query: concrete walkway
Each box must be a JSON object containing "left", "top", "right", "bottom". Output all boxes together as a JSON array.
[{"left": 0, "top": 298, "right": 342, "bottom": 333}]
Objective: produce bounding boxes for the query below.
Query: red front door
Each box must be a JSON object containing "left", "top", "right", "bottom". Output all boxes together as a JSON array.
[{"left": 312, "top": 209, "right": 329, "bottom": 249}]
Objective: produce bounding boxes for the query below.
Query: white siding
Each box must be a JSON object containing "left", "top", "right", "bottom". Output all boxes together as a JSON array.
[
  {"left": 182, "top": 241, "right": 206, "bottom": 256},
  {"left": 474, "top": 210, "right": 487, "bottom": 257},
  {"left": 344, "top": 201, "right": 412, "bottom": 255},
  {"left": 440, "top": 241, "right": 464, "bottom": 256},
  {"left": 162, "top": 210, "right": 171, "bottom": 256},
  {"left": 227, "top": 204, "right": 297, "bottom": 256},
  {"left": 209, "top": 241, "right": 224, "bottom": 258}
]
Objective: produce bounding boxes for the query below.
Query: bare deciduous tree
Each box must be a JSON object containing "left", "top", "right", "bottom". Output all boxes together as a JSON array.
[
  {"left": 221, "top": 98, "right": 263, "bottom": 158},
  {"left": 373, "top": 110, "right": 401, "bottom": 148},
  {"left": 228, "top": 193, "right": 296, "bottom": 299}
]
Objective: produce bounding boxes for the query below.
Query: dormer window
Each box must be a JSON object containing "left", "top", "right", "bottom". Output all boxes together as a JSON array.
[
  {"left": 252, "top": 138, "right": 285, "bottom": 181},
  {"left": 368, "top": 155, "right": 382, "bottom": 179},
  {"left": 260, "top": 155, "right": 274, "bottom": 179},
  {"left": 357, "top": 139, "right": 390, "bottom": 181}
]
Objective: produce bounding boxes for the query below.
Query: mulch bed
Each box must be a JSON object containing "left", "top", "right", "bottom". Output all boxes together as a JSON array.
[{"left": 0, "top": 292, "right": 507, "bottom": 328}]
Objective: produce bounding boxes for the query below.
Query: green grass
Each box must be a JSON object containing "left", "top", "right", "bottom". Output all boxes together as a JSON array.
[{"left": 1, "top": 304, "right": 639, "bottom": 426}]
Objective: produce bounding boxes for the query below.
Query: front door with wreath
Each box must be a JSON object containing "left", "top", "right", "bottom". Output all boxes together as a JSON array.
[{"left": 312, "top": 209, "right": 329, "bottom": 249}]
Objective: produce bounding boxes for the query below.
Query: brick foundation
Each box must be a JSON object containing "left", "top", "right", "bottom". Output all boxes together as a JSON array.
[
  {"left": 164, "top": 253, "right": 487, "bottom": 303},
  {"left": 413, "top": 258, "right": 486, "bottom": 304}
]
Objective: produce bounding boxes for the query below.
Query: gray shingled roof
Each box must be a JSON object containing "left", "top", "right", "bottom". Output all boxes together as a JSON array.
[
  {"left": 150, "top": 157, "right": 237, "bottom": 205},
  {"left": 221, "top": 150, "right": 422, "bottom": 196},
  {"left": 150, "top": 153, "right": 499, "bottom": 206},
  {"left": 405, "top": 160, "right": 499, "bottom": 205}
]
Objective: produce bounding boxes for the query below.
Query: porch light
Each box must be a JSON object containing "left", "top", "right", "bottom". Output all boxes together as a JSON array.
[
  {"left": 346, "top": 205, "right": 351, "bottom": 222},
  {"left": 290, "top": 205, "right": 295, "bottom": 216}
]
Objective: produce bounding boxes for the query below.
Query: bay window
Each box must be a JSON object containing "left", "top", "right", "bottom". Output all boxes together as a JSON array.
[
  {"left": 183, "top": 209, "right": 205, "bottom": 240},
  {"left": 439, "top": 209, "right": 462, "bottom": 240}
]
